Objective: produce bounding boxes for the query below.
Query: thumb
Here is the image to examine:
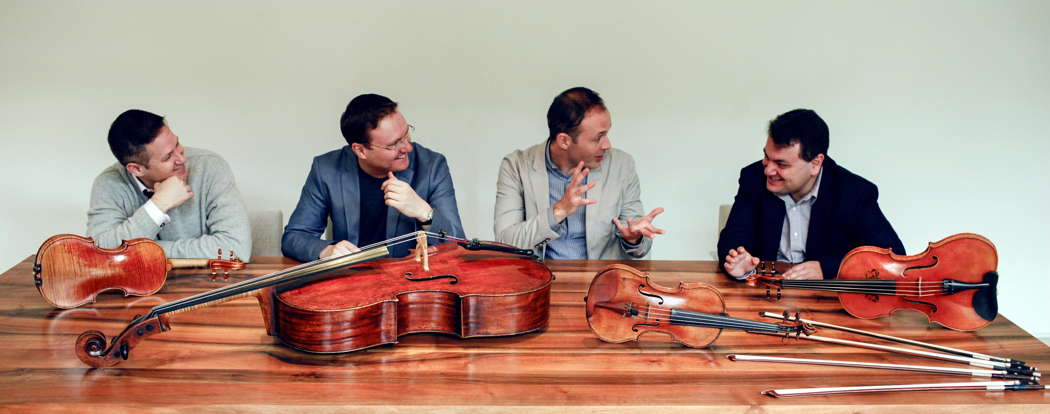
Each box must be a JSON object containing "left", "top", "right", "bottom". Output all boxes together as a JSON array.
[{"left": 387, "top": 171, "right": 397, "bottom": 180}]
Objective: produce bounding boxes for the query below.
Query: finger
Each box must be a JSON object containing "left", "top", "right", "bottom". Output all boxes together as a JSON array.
[
  {"left": 578, "top": 198, "right": 598, "bottom": 206},
  {"left": 728, "top": 249, "right": 739, "bottom": 257},
  {"left": 649, "top": 226, "right": 666, "bottom": 235},
  {"left": 611, "top": 218, "right": 628, "bottom": 233},
  {"left": 569, "top": 166, "right": 589, "bottom": 187},
  {"left": 645, "top": 207, "right": 665, "bottom": 220}
]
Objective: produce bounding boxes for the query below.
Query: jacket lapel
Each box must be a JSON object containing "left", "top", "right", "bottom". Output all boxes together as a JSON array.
[
  {"left": 806, "top": 158, "right": 834, "bottom": 255},
  {"left": 584, "top": 159, "right": 605, "bottom": 259},
  {"left": 529, "top": 144, "right": 551, "bottom": 220},
  {"left": 339, "top": 147, "right": 362, "bottom": 245}
]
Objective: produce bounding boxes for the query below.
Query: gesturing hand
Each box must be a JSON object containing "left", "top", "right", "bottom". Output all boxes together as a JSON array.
[
  {"left": 552, "top": 161, "right": 597, "bottom": 222},
  {"left": 612, "top": 207, "right": 666, "bottom": 244},
  {"left": 151, "top": 175, "right": 193, "bottom": 212},
  {"left": 382, "top": 172, "right": 433, "bottom": 221},
  {"left": 320, "top": 240, "right": 360, "bottom": 259},
  {"left": 724, "top": 246, "right": 759, "bottom": 278}
]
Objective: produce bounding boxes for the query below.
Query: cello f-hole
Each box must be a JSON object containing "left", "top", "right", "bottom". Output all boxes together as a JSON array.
[{"left": 402, "top": 272, "right": 459, "bottom": 285}]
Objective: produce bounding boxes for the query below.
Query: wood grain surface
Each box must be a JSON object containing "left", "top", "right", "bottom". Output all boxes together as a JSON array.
[{"left": 1, "top": 257, "right": 1046, "bottom": 412}]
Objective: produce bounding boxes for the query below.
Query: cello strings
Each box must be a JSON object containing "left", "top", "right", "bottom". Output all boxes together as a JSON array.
[{"left": 153, "top": 231, "right": 461, "bottom": 315}]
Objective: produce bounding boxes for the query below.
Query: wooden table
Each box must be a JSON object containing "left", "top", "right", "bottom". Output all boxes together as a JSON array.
[{"left": 1, "top": 256, "right": 1046, "bottom": 412}]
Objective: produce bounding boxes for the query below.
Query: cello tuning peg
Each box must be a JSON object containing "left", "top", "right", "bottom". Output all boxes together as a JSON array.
[
  {"left": 229, "top": 250, "right": 236, "bottom": 261},
  {"left": 217, "top": 248, "right": 223, "bottom": 260},
  {"left": 223, "top": 270, "right": 230, "bottom": 281}
]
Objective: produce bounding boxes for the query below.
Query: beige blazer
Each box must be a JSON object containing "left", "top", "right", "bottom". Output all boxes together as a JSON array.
[{"left": 493, "top": 142, "right": 652, "bottom": 259}]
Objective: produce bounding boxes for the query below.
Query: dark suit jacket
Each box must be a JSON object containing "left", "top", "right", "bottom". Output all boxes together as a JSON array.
[
  {"left": 717, "top": 157, "right": 904, "bottom": 279},
  {"left": 281, "top": 143, "right": 465, "bottom": 261}
]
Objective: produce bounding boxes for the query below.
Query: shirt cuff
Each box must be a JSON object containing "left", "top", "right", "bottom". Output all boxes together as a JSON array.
[
  {"left": 142, "top": 200, "right": 171, "bottom": 226},
  {"left": 733, "top": 268, "right": 757, "bottom": 281},
  {"left": 547, "top": 208, "right": 566, "bottom": 233}
]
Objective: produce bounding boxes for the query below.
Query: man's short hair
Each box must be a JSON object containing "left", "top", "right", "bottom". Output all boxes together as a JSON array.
[
  {"left": 768, "top": 109, "right": 830, "bottom": 161},
  {"left": 547, "top": 87, "right": 606, "bottom": 142},
  {"left": 108, "top": 109, "right": 166, "bottom": 166},
  {"left": 340, "top": 94, "right": 399, "bottom": 146}
]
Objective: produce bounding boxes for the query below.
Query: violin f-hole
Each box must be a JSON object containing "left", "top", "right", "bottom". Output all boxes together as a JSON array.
[
  {"left": 402, "top": 272, "right": 459, "bottom": 285},
  {"left": 903, "top": 255, "right": 939, "bottom": 275},
  {"left": 631, "top": 322, "right": 660, "bottom": 332},
  {"left": 903, "top": 297, "right": 939, "bottom": 313},
  {"left": 637, "top": 285, "right": 664, "bottom": 305}
]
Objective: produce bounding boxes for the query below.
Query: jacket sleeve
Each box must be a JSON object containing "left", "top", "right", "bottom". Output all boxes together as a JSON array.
[
  {"left": 717, "top": 167, "right": 762, "bottom": 279},
  {"left": 282, "top": 159, "right": 334, "bottom": 262},
  {"left": 493, "top": 155, "right": 561, "bottom": 250},
  {"left": 422, "top": 155, "right": 465, "bottom": 239},
  {"left": 156, "top": 156, "right": 253, "bottom": 261}
]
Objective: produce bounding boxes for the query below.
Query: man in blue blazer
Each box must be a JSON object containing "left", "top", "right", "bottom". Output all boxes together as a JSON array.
[
  {"left": 282, "top": 94, "right": 465, "bottom": 261},
  {"left": 717, "top": 109, "right": 904, "bottom": 280}
]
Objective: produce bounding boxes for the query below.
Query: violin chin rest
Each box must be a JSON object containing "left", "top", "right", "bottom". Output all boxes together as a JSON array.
[{"left": 972, "top": 271, "right": 998, "bottom": 322}]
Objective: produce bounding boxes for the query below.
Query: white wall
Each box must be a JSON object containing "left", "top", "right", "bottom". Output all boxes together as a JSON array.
[{"left": 2, "top": 1, "right": 1047, "bottom": 337}]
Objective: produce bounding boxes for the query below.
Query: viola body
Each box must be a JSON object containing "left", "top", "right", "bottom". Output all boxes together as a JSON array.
[
  {"left": 837, "top": 233, "right": 998, "bottom": 331},
  {"left": 257, "top": 242, "right": 553, "bottom": 353},
  {"left": 34, "top": 234, "right": 169, "bottom": 309},
  {"left": 585, "top": 264, "right": 728, "bottom": 348}
]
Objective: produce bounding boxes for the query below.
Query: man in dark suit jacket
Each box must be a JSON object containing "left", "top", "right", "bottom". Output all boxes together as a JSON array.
[
  {"left": 282, "top": 94, "right": 465, "bottom": 261},
  {"left": 717, "top": 109, "right": 904, "bottom": 280}
]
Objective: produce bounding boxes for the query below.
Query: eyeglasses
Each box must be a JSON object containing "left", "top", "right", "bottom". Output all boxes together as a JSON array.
[{"left": 368, "top": 125, "right": 415, "bottom": 151}]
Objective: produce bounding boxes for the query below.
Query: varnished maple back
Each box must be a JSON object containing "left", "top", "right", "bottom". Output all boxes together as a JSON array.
[{"left": 34, "top": 234, "right": 168, "bottom": 309}]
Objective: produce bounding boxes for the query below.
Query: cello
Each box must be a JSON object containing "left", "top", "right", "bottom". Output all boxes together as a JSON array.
[
  {"left": 585, "top": 264, "right": 811, "bottom": 348},
  {"left": 75, "top": 232, "right": 552, "bottom": 367},
  {"left": 746, "top": 233, "right": 998, "bottom": 331},
  {"left": 33, "top": 234, "right": 244, "bottom": 309}
]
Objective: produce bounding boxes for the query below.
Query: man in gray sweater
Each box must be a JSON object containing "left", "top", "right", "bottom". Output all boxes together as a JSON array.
[{"left": 86, "top": 109, "right": 252, "bottom": 261}]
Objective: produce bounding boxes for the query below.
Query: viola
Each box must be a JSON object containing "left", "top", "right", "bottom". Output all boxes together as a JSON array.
[
  {"left": 584, "top": 264, "right": 811, "bottom": 348},
  {"left": 746, "top": 233, "right": 998, "bottom": 331},
  {"left": 33, "top": 234, "right": 244, "bottom": 309},
  {"left": 74, "top": 232, "right": 552, "bottom": 367}
]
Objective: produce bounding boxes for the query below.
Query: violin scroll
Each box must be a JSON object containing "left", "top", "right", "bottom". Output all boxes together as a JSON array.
[{"left": 75, "top": 315, "right": 171, "bottom": 368}]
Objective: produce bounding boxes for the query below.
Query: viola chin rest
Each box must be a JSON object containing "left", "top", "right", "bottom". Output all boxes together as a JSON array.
[{"left": 972, "top": 271, "right": 998, "bottom": 322}]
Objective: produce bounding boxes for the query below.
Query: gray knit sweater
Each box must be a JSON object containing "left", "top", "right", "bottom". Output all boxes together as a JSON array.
[{"left": 86, "top": 147, "right": 252, "bottom": 261}]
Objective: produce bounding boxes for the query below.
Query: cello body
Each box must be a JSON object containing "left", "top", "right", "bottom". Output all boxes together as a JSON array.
[
  {"left": 34, "top": 234, "right": 169, "bottom": 309},
  {"left": 257, "top": 242, "right": 553, "bottom": 353},
  {"left": 837, "top": 233, "right": 998, "bottom": 331}
]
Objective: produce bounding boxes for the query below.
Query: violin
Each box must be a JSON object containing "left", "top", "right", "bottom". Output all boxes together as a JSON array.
[
  {"left": 75, "top": 232, "right": 552, "bottom": 367},
  {"left": 584, "top": 264, "right": 811, "bottom": 348},
  {"left": 746, "top": 233, "right": 998, "bottom": 331},
  {"left": 33, "top": 234, "right": 244, "bottom": 309}
]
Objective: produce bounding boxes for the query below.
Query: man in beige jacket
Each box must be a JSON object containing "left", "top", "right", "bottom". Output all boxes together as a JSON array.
[{"left": 494, "top": 87, "right": 664, "bottom": 260}]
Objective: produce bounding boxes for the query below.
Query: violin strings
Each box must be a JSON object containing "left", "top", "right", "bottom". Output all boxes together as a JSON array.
[{"left": 619, "top": 304, "right": 790, "bottom": 333}]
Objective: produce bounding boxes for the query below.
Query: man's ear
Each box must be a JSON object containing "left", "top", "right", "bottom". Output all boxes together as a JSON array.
[
  {"left": 350, "top": 142, "right": 368, "bottom": 160},
  {"left": 555, "top": 132, "right": 573, "bottom": 150},
  {"left": 810, "top": 153, "right": 825, "bottom": 173},
  {"left": 125, "top": 162, "right": 145, "bottom": 178}
]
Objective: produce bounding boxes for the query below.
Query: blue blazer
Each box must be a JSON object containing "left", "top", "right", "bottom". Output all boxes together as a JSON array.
[
  {"left": 281, "top": 143, "right": 465, "bottom": 261},
  {"left": 717, "top": 157, "right": 904, "bottom": 279}
]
